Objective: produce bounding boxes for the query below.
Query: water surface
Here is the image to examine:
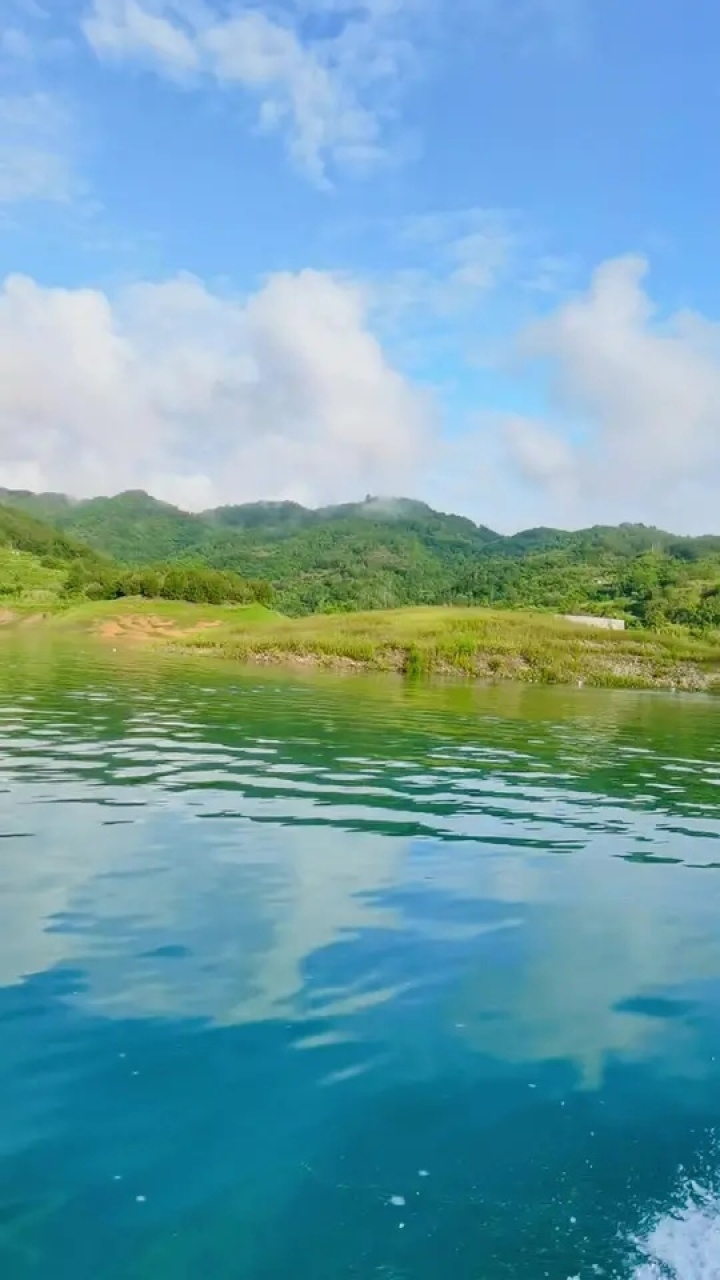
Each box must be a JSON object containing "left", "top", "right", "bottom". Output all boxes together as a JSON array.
[{"left": 1, "top": 640, "right": 720, "bottom": 1278}]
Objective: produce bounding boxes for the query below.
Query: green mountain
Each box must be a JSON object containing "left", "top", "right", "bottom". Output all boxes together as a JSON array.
[
  {"left": 0, "top": 500, "right": 269, "bottom": 610},
  {"left": 0, "top": 502, "right": 111, "bottom": 605},
  {"left": 0, "top": 502, "right": 107, "bottom": 569},
  {"left": 1, "top": 488, "right": 719, "bottom": 628},
  {"left": 40, "top": 490, "right": 206, "bottom": 562}
]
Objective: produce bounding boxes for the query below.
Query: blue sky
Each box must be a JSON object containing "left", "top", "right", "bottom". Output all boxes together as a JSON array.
[{"left": 1, "top": 0, "right": 719, "bottom": 531}]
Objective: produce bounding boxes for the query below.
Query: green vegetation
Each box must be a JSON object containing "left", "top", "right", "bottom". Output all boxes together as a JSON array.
[
  {"left": 0, "top": 502, "right": 271, "bottom": 610},
  {"left": 63, "top": 561, "right": 273, "bottom": 606},
  {"left": 0, "top": 501, "right": 107, "bottom": 570},
  {"left": 2, "top": 488, "right": 719, "bottom": 630},
  {"left": 173, "top": 605, "right": 720, "bottom": 690},
  {"left": 16, "top": 599, "right": 720, "bottom": 692},
  {"left": 0, "top": 545, "right": 67, "bottom": 603},
  {"left": 0, "top": 503, "right": 108, "bottom": 607},
  {"left": 49, "top": 596, "right": 275, "bottom": 629},
  {"left": 1, "top": 489, "right": 719, "bottom": 691}
]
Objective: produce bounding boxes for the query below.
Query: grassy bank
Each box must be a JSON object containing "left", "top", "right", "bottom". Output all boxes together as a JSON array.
[{"left": 4, "top": 598, "right": 720, "bottom": 692}]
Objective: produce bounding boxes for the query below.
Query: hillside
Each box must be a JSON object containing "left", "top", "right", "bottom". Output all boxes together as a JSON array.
[
  {"left": 0, "top": 503, "right": 108, "bottom": 605},
  {"left": 0, "top": 502, "right": 270, "bottom": 610},
  {"left": 0, "top": 502, "right": 107, "bottom": 567},
  {"left": 1, "top": 489, "right": 719, "bottom": 629}
]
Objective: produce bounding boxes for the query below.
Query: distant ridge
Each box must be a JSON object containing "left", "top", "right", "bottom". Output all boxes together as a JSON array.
[{"left": 1, "top": 487, "right": 719, "bottom": 625}]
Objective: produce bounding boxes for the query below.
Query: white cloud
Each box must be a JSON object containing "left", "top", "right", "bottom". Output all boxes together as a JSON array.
[
  {"left": 522, "top": 253, "right": 573, "bottom": 294},
  {"left": 504, "top": 413, "right": 574, "bottom": 488},
  {"left": 84, "top": 0, "right": 199, "bottom": 74},
  {"left": 79, "top": 0, "right": 591, "bottom": 185},
  {"left": 0, "top": 93, "right": 75, "bottom": 205},
  {"left": 202, "top": 10, "right": 382, "bottom": 183},
  {"left": 403, "top": 208, "right": 515, "bottom": 295},
  {"left": 449, "top": 228, "right": 512, "bottom": 291},
  {"left": 372, "top": 208, "right": 517, "bottom": 332},
  {"left": 0, "top": 268, "right": 433, "bottom": 507},
  {"left": 502, "top": 255, "right": 720, "bottom": 531},
  {"left": 82, "top": 0, "right": 412, "bottom": 183},
  {"left": 1, "top": 0, "right": 75, "bottom": 63},
  {"left": 4, "top": 248, "right": 718, "bottom": 535}
]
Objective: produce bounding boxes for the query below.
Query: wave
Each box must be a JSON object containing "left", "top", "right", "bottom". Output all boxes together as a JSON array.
[{"left": 631, "top": 1179, "right": 720, "bottom": 1279}]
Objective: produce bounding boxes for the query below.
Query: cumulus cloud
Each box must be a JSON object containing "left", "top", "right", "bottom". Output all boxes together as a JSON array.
[
  {"left": 0, "top": 268, "right": 432, "bottom": 506},
  {"left": 502, "top": 255, "right": 720, "bottom": 532},
  {"left": 4, "top": 248, "right": 719, "bottom": 534},
  {"left": 82, "top": 0, "right": 413, "bottom": 183}
]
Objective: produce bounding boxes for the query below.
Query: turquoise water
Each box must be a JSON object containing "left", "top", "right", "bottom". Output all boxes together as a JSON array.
[{"left": 1, "top": 642, "right": 720, "bottom": 1278}]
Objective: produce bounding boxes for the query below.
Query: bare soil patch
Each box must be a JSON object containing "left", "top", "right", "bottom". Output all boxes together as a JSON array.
[{"left": 97, "top": 615, "right": 222, "bottom": 642}]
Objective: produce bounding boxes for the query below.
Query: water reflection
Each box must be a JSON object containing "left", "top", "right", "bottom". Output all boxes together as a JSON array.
[
  {"left": 0, "top": 640, "right": 720, "bottom": 1279},
  {"left": 1, "top": 647, "right": 719, "bottom": 1062}
]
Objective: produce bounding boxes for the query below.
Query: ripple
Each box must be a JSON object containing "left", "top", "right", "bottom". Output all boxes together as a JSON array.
[{"left": 0, "top": 641, "right": 720, "bottom": 1278}]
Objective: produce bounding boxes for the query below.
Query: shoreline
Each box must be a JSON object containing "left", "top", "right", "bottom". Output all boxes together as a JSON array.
[
  {"left": 165, "top": 642, "right": 718, "bottom": 692},
  {"left": 172, "top": 650, "right": 718, "bottom": 692},
  {"left": 2, "top": 600, "right": 719, "bottom": 693}
]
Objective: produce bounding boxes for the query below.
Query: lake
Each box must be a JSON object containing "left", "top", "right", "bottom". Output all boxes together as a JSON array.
[{"left": 1, "top": 640, "right": 720, "bottom": 1279}]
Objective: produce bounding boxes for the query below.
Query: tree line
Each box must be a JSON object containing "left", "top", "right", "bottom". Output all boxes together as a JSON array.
[
  {"left": 2, "top": 495, "right": 719, "bottom": 633},
  {"left": 63, "top": 562, "right": 274, "bottom": 607}
]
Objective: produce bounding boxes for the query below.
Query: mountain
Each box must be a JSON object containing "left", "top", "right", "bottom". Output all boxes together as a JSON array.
[
  {"left": 205, "top": 500, "right": 313, "bottom": 532},
  {"left": 1, "top": 488, "right": 719, "bottom": 627},
  {"left": 0, "top": 490, "right": 509, "bottom": 613},
  {"left": 27, "top": 490, "right": 207, "bottom": 563},
  {"left": 0, "top": 501, "right": 271, "bottom": 610},
  {"left": 0, "top": 489, "right": 75, "bottom": 523},
  {"left": 0, "top": 502, "right": 107, "bottom": 570},
  {"left": 0, "top": 501, "right": 111, "bottom": 605}
]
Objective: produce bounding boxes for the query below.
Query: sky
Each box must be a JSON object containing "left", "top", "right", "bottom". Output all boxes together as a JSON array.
[{"left": 1, "top": 0, "right": 720, "bottom": 532}]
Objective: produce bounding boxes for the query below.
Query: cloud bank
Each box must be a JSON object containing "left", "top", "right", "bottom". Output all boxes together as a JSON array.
[
  {"left": 503, "top": 256, "right": 720, "bottom": 531},
  {"left": 0, "top": 268, "right": 432, "bottom": 508},
  {"left": 2, "top": 254, "right": 720, "bottom": 532}
]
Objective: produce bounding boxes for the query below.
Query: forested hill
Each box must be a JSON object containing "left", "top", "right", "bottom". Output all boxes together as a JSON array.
[
  {"left": 0, "top": 502, "right": 108, "bottom": 572},
  {"left": 0, "top": 501, "right": 269, "bottom": 610},
  {"left": 2, "top": 488, "right": 720, "bottom": 628}
]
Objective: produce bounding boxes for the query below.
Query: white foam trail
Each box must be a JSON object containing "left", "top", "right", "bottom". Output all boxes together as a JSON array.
[{"left": 632, "top": 1182, "right": 720, "bottom": 1279}]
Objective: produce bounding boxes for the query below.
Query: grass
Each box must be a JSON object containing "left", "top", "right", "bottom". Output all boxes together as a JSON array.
[
  {"left": 174, "top": 604, "right": 720, "bottom": 690},
  {"left": 2, "top": 597, "right": 719, "bottom": 691},
  {"left": 49, "top": 597, "right": 276, "bottom": 626},
  {"left": 0, "top": 546, "right": 67, "bottom": 603},
  {"left": 88, "top": 601, "right": 720, "bottom": 691}
]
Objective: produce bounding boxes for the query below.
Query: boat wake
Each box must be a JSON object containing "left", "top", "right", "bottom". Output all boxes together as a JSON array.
[{"left": 631, "top": 1179, "right": 720, "bottom": 1279}]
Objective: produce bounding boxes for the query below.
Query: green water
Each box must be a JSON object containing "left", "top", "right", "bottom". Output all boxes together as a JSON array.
[{"left": 1, "top": 641, "right": 720, "bottom": 1279}]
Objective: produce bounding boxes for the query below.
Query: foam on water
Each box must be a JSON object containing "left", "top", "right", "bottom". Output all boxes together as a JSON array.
[{"left": 631, "top": 1180, "right": 720, "bottom": 1279}]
